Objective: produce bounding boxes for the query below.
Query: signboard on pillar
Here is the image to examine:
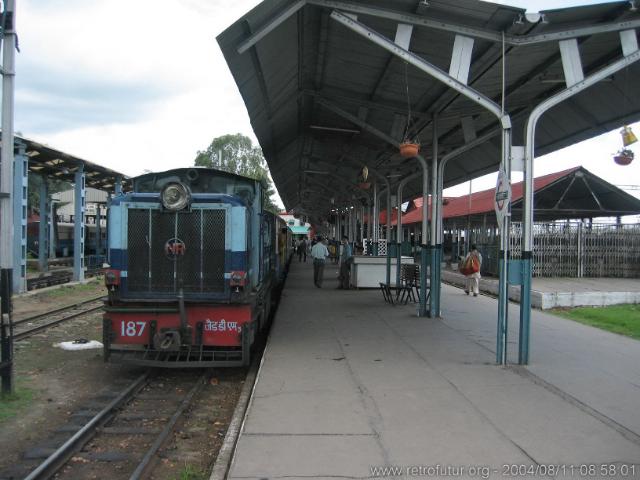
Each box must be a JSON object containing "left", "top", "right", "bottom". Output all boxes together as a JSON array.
[
  {"left": 511, "top": 146, "right": 525, "bottom": 172},
  {"left": 495, "top": 168, "right": 511, "bottom": 231}
]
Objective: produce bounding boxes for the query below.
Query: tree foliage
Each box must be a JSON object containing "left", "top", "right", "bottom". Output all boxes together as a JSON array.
[
  {"left": 194, "top": 133, "right": 279, "bottom": 212},
  {"left": 28, "top": 175, "right": 71, "bottom": 212}
]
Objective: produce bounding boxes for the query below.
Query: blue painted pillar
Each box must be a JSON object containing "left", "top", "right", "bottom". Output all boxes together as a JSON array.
[
  {"left": 73, "top": 167, "right": 86, "bottom": 282},
  {"left": 519, "top": 253, "right": 533, "bottom": 364},
  {"left": 106, "top": 194, "right": 112, "bottom": 265},
  {"left": 12, "top": 144, "right": 27, "bottom": 293},
  {"left": 496, "top": 252, "right": 507, "bottom": 364},
  {"left": 49, "top": 200, "right": 57, "bottom": 259},
  {"left": 433, "top": 244, "right": 442, "bottom": 316},
  {"left": 419, "top": 244, "right": 429, "bottom": 317},
  {"left": 38, "top": 177, "right": 49, "bottom": 272},
  {"left": 95, "top": 203, "right": 102, "bottom": 256}
]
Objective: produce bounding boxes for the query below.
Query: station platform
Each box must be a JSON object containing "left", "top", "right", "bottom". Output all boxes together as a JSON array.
[
  {"left": 227, "top": 260, "right": 640, "bottom": 479},
  {"left": 442, "top": 269, "right": 640, "bottom": 309}
]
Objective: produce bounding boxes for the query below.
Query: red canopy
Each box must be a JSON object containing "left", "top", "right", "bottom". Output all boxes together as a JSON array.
[{"left": 375, "top": 167, "right": 580, "bottom": 226}]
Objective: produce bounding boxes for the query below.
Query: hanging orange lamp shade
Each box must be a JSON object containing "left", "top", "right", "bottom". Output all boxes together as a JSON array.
[{"left": 399, "top": 142, "right": 420, "bottom": 158}]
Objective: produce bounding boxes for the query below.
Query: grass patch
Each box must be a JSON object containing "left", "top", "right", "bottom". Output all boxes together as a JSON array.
[
  {"left": 173, "top": 464, "right": 207, "bottom": 480},
  {"left": 551, "top": 304, "right": 640, "bottom": 340},
  {"left": 38, "top": 278, "right": 104, "bottom": 298},
  {"left": 0, "top": 383, "right": 35, "bottom": 424}
]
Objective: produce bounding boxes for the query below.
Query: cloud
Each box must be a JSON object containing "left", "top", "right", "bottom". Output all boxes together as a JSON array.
[
  {"left": 15, "top": 0, "right": 635, "bottom": 213},
  {"left": 16, "top": 0, "right": 262, "bottom": 170}
]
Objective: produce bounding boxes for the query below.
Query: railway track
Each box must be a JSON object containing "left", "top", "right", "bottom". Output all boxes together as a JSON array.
[
  {"left": 13, "top": 297, "right": 105, "bottom": 341},
  {"left": 22, "top": 371, "right": 208, "bottom": 480},
  {"left": 27, "top": 268, "right": 104, "bottom": 291}
]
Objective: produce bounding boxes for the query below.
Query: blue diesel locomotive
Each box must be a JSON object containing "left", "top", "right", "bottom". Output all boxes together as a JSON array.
[{"left": 103, "top": 167, "right": 291, "bottom": 367}]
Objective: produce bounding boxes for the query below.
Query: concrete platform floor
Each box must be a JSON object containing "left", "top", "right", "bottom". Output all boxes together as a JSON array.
[
  {"left": 442, "top": 269, "right": 640, "bottom": 309},
  {"left": 227, "top": 260, "right": 640, "bottom": 479}
]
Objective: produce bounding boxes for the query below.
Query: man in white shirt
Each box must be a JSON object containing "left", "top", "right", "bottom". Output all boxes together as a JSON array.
[{"left": 310, "top": 237, "right": 330, "bottom": 288}]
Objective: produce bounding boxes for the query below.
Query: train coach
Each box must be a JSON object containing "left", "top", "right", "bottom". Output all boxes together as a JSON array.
[{"left": 103, "top": 167, "right": 292, "bottom": 367}]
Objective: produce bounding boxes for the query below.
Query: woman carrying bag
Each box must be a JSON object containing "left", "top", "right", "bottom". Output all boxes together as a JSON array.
[{"left": 460, "top": 244, "right": 482, "bottom": 297}]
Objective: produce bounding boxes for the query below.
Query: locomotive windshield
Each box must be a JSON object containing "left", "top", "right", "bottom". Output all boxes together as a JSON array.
[{"left": 134, "top": 168, "right": 256, "bottom": 203}]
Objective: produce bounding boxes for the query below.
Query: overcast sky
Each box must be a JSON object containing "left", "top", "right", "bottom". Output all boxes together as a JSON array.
[{"left": 15, "top": 0, "right": 640, "bottom": 209}]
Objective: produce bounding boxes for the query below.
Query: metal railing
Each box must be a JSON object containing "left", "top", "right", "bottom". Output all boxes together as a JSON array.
[{"left": 469, "top": 222, "right": 640, "bottom": 278}]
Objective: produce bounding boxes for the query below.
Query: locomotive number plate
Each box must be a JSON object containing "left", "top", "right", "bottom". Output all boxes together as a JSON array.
[{"left": 120, "top": 320, "right": 146, "bottom": 337}]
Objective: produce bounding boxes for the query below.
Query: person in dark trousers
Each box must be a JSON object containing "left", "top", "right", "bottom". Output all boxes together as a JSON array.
[
  {"left": 298, "top": 237, "right": 307, "bottom": 262},
  {"left": 311, "top": 237, "right": 329, "bottom": 287},
  {"left": 337, "top": 235, "right": 353, "bottom": 289}
]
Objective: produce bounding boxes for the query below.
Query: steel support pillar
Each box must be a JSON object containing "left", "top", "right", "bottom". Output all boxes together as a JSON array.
[
  {"left": 12, "top": 144, "right": 27, "bottom": 293},
  {"left": 73, "top": 167, "right": 86, "bottom": 282},
  {"left": 519, "top": 44, "right": 640, "bottom": 365},
  {"left": 395, "top": 172, "right": 419, "bottom": 288},
  {"left": 38, "top": 177, "right": 49, "bottom": 272},
  {"left": 416, "top": 155, "right": 429, "bottom": 318},
  {"left": 430, "top": 117, "right": 440, "bottom": 317},
  {"left": 385, "top": 186, "right": 392, "bottom": 285},
  {"left": 372, "top": 182, "right": 378, "bottom": 247},
  {"left": 396, "top": 182, "right": 404, "bottom": 289},
  {"left": 360, "top": 205, "right": 365, "bottom": 245},
  {"left": 497, "top": 129, "right": 512, "bottom": 365}
]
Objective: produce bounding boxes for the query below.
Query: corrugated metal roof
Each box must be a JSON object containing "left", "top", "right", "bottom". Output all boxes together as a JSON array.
[
  {"left": 218, "top": 0, "right": 640, "bottom": 223},
  {"left": 388, "top": 166, "right": 640, "bottom": 225},
  {"left": 4, "top": 134, "right": 129, "bottom": 191}
]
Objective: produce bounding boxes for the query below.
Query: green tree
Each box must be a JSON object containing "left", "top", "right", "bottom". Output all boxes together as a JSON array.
[
  {"left": 194, "top": 133, "right": 279, "bottom": 212},
  {"left": 28, "top": 175, "right": 72, "bottom": 213}
]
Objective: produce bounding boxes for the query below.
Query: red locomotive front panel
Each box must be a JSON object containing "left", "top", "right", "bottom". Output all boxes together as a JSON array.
[{"left": 109, "top": 305, "right": 252, "bottom": 347}]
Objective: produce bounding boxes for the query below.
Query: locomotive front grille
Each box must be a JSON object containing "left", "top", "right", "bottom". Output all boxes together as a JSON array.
[{"left": 126, "top": 208, "right": 226, "bottom": 295}]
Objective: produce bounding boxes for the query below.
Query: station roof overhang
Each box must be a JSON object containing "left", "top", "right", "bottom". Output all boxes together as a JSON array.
[
  {"left": 395, "top": 166, "right": 640, "bottom": 225},
  {"left": 2, "top": 133, "right": 129, "bottom": 192},
  {"left": 218, "top": 0, "right": 640, "bottom": 223}
]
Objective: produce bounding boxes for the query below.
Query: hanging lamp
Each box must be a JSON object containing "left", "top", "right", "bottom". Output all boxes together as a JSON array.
[
  {"left": 613, "top": 68, "right": 635, "bottom": 165},
  {"left": 399, "top": 61, "right": 420, "bottom": 158},
  {"left": 614, "top": 148, "right": 634, "bottom": 165},
  {"left": 621, "top": 125, "right": 638, "bottom": 147}
]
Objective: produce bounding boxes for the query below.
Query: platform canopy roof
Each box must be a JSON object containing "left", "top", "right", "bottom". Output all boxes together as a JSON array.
[
  {"left": 394, "top": 166, "right": 640, "bottom": 225},
  {"left": 2, "top": 133, "right": 129, "bottom": 191},
  {"left": 218, "top": 0, "right": 640, "bottom": 223}
]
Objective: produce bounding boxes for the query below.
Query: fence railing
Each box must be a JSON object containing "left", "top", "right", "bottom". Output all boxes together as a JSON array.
[{"left": 475, "top": 222, "right": 640, "bottom": 278}]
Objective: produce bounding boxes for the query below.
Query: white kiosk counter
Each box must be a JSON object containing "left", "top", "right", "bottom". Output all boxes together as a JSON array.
[{"left": 351, "top": 255, "right": 415, "bottom": 288}]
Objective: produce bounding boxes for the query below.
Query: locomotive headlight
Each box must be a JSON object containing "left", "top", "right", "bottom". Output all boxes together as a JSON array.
[{"left": 161, "top": 182, "right": 191, "bottom": 211}]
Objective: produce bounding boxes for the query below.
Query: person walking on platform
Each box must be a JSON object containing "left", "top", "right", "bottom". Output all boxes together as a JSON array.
[
  {"left": 297, "top": 237, "right": 307, "bottom": 262},
  {"left": 462, "top": 244, "right": 482, "bottom": 297},
  {"left": 311, "top": 237, "right": 329, "bottom": 288},
  {"left": 337, "top": 235, "right": 353, "bottom": 290}
]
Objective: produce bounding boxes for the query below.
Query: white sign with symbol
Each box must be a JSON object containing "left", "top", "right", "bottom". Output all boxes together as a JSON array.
[{"left": 495, "top": 168, "right": 511, "bottom": 230}]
